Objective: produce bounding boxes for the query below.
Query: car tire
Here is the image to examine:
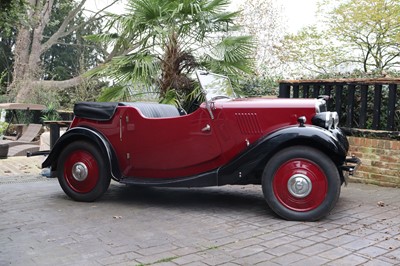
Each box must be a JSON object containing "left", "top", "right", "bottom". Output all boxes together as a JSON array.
[
  {"left": 57, "top": 141, "right": 111, "bottom": 202},
  {"left": 262, "top": 145, "right": 341, "bottom": 221}
]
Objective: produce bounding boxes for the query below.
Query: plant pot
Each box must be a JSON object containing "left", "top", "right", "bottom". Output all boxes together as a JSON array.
[{"left": 0, "top": 143, "right": 9, "bottom": 159}]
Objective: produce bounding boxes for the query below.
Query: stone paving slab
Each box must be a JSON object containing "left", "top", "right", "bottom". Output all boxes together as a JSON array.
[
  {"left": 0, "top": 156, "right": 45, "bottom": 182},
  {"left": 1, "top": 171, "right": 400, "bottom": 266}
]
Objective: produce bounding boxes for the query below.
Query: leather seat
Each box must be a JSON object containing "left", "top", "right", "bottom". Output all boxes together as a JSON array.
[{"left": 121, "top": 102, "right": 181, "bottom": 118}]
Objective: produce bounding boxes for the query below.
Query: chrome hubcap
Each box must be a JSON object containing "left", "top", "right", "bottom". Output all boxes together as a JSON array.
[
  {"left": 287, "top": 174, "right": 312, "bottom": 198},
  {"left": 72, "top": 162, "right": 88, "bottom": 181}
]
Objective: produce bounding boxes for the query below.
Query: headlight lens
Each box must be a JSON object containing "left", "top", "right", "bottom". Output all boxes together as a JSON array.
[{"left": 312, "top": 112, "right": 339, "bottom": 130}]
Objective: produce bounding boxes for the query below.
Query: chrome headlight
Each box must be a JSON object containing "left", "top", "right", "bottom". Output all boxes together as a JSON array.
[
  {"left": 315, "top": 98, "right": 327, "bottom": 113},
  {"left": 312, "top": 111, "right": 339, "bottom": 130},
  {"left": 331, "top": 112, "right": 339, "bottom": 128}
]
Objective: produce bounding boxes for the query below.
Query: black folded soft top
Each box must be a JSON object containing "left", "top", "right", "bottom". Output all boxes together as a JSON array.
[
  {"left": 74, "top": 102, "right": 181, "bottom": 121},
  {"left": 73, "top": 102, "right": 120, "bottom": 121}
]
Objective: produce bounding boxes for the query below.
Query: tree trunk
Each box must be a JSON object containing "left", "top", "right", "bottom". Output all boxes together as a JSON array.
[
  {"left": 28, "top": 0, "right": 54, "bottom": 75},
  {"left": 9, "top": 0, "right": 53, "bottom": 101},
  {"left": 9, "top": 0, "right": 118, "bottom": 103},
  {"left": 10, "top": 25, "right": 31, "bottom": 92},
  {"left": 9, "top": 0, "right": 90, "bottom": 103}
]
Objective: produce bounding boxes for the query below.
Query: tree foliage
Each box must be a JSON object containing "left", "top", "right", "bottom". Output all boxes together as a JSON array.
[
  {"left": 0, "top": 0, "right": 27, "bottom": 36},
  {"left": 328, "top": 0, "right": 400, "bottom": 72},
  {"left": 0, "top": 32, "right": 15, "bottom": 96},
  {"left": 279, "top": 0, "right": 400, "bottom": 77},
  {"left": 0, "top": 0, "right": 26, "bottom": 96},
  {"left": 278, "top": 26, "right": 348, "bottom": 77},
  {"left": 236, "top": 0, "right": 284, "bottom": 76}
]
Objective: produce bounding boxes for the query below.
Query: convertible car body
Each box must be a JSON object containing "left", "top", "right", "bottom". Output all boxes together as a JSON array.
[{"left": 41, "top": 71, "right": 360, "bottom": 221}]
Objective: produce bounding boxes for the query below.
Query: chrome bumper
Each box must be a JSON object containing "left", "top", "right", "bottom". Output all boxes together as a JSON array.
[{"left": 341, "top": 156, "right": 361, "bottom": 185}]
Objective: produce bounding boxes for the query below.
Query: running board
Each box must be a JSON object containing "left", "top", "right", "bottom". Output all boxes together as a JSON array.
[{"left": 119, "top": 171, "right": 218, "bottom": 187}]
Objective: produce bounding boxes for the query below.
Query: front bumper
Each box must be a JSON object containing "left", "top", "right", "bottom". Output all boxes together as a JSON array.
[{"left": 341, "top": 156, "right": 361, "bottom": 185}]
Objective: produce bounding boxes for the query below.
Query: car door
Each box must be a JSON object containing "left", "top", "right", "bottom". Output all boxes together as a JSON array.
[{"left": 121, "top": 107, "right": 222, "bottom": 178}]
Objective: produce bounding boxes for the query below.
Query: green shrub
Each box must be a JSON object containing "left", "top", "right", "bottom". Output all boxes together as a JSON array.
[{"left": 0, "top": 121, "right": 9, "bottom": 136}]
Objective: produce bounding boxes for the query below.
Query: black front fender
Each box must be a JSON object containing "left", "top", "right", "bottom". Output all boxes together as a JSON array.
[
  {"left": 42, "top": 127, "right": 121, "bottom": 180},
  {"left": 218, "top": 125, "right": 348, "bottom": 185}
]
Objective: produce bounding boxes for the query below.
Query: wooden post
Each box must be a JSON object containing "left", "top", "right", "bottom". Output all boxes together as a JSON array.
[
  {"left": 372, "top": 84, "right": 382, "bottom": 130},
  {"left": 335, "top": 84, "right": 343, "bottom": 117},
  {"left": 278, "top": 83, "right": 291, "bottom": 98},
  {"left": 303, "top": 84, "right": 310, "bottom": 98},
  {"left": 346, "top": 84, "right": 356, "bottom": 128},
  {"left": 387, "top": 84, "right": 397, "bottom": 131},
  {"left": 293, "top": 84, "right": 300, "bottom": 98},
  {"left": 312, "top": 84, "right": 321, "bottom": 98},
  {"left": 359, "top": 85, "right": 368, "bottom": 129}
]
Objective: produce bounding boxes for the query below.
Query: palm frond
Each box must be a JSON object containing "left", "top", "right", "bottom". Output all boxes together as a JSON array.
[
  {"left": 84, "top": 33, "right": 119, "bottom": 45},
  {"left": 160, "top": 89, "right": 182, "bottom": 107},
  {"left": 91, "top": 0, "right": 256, "bottom": 106},
  {"left": 98, "top": 85, "right": 131, "bottom": 102},
  {"left": 97, "top": 53, "right": 160, "bottom": 84},
  {"left": 204, "top": 0, "right": 231, "bottom": 13},
  {"left": 203, "top": 35, "right": 255, "bottom": 75}
]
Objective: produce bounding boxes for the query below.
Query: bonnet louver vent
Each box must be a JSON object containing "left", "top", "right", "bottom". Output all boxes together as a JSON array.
[{"left": 235, "top": 113, "right": 262, "bottom": 134}]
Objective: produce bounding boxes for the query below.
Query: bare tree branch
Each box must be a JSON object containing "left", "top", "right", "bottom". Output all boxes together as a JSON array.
[
  {"left": 29, "top": 0, "right": 55, "bottom": 71},
  {"left": 40, "top": 0, "right": 118, "bottom": 55},
  {"left": 39, "top": 0, "right": 86, "bottom": 54}
]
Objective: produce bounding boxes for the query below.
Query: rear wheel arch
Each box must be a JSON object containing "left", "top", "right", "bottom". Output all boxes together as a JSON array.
[{"left": 44, "top": 127, "right": 121, "bottom": 180}]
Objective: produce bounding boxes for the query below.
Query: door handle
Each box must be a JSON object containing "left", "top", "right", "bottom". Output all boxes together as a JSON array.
[{"left": 201, "top": 124, "right": 211, "bottom": 132}]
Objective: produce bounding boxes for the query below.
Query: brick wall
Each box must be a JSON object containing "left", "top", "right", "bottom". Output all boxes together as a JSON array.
[{"left": 348, "top": 136, "right": 400, "bottom": 187}]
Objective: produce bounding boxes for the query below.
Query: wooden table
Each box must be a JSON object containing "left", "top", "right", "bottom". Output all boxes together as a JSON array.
[{"left": 43, "top": 121, "right": 72, "bottom": 149}]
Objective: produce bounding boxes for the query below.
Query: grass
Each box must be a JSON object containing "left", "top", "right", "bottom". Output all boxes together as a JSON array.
[{"left": 136, "top": 256, "right": 179, "bottom": 266}]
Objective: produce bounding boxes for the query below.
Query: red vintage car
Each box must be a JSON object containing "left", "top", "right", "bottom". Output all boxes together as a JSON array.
[{"left": 41, "top": 71, "right": 360, "bottom": 221}]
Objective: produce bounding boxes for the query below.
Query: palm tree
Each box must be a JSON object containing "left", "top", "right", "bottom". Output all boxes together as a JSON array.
[{"left": 89, "top": 0, "right": 255, "bottom": 104}]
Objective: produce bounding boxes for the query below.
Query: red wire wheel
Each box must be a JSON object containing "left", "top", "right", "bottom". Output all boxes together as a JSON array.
[
  {"left": 262, "top": 146, "right": 341, "bottom": 221},
  {"left": 57, "top": 141, "right": 111, "bottom": 202}
]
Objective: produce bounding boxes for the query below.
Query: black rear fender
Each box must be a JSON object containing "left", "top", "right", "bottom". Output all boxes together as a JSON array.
[
  {"left": 218, "top": 125, "right": 348, "bottom": 185},
  {"left": 42, "top": 127, "right": 121, "bottom": 180}
]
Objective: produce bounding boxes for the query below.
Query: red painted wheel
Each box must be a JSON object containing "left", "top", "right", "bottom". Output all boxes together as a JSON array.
[
  {"left": 262, "top": 146, "right": 341, "bottom": 221},
  {"left": 63, "top": 150, "right": 99, "bottom": 193},
  {"left": 57, "top": 141, "right": 111, "bottom": 202}
]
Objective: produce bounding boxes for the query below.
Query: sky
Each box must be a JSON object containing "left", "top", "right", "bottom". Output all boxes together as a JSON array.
[
  {"left": 280, "top": 0, "right": 319, "bottom": 33},
  {"left": 85, "top": 0, "right": 320, "bottom": 34}
]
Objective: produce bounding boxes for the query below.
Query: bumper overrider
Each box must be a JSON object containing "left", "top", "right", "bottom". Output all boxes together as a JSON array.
[
  {"left": 341, "top": 156, "right": 361, "bottom": 184},
  {"left": 330, "top": 128, "right": 361, "bottom": 184}
]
